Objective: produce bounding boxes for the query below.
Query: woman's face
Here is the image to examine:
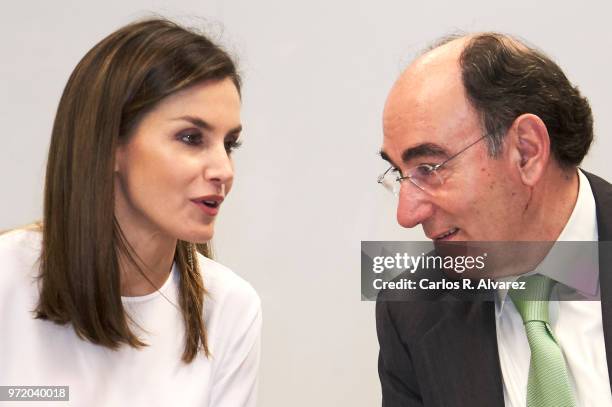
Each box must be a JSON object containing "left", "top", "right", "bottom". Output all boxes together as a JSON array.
[{"left": 114, "top": 78, "right": 242, "bottom": 243}]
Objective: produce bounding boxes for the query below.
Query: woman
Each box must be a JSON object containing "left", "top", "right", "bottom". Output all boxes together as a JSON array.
[{"left": 0, "top": 18, "right": 261, "bottom": 406}]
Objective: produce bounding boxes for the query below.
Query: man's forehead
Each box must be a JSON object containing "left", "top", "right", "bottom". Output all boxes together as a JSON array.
[
  {"left": 384, "top": 35, "right": 467, "bottom": 109},
  {"left": 383, "top": 79, "right": 472, "bottom": 151},
  {"left": 380, "top": 36, "right": 482, "bottom": 167}
]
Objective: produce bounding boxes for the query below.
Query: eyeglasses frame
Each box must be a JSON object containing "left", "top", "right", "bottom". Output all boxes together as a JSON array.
[{"left": 378, "top": 135, "right": 488, "bottom": 193}]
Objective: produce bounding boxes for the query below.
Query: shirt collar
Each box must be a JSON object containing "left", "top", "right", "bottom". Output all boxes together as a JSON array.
[{"left": 496, "top": 168, "right": 599, "bottom": 316}]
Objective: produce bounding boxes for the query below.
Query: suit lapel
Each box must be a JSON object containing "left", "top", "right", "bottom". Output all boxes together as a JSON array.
[
  {"left": 584, "top": 171, "right": 612, "bottom": 389},
  {"left": 600, "top": 246, "right": 612, "bottom": 389},
  {"left": 417, "top": 301, "right": 505, "bottom": 406},
  {"left": 413, "top": 169, "right": 612, "bottom": 406},
  {"left": 408, "top": 170, "right": 612, "bottom": 405}
]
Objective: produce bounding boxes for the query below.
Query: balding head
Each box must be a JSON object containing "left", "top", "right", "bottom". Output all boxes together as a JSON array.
[
  {"left": 385, "top": 32, "right": 593, "bottom": 165},
  {"left": 383, "top": 36, "right": 469, "bottom": 154},
  {"left": 378, "top": 32, "right": 592, "bottom": 242}
]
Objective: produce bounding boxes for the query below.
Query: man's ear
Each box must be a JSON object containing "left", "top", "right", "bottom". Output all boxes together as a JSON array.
[{"left": 508, "top": 113, "right": 550, "bottom": 187}]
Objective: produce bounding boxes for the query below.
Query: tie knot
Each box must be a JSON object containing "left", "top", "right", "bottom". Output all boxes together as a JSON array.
[{"left": 509, "top": 274, "right": 556, "bottom": 323}]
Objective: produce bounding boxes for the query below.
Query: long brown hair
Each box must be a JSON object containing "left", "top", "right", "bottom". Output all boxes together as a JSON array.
[{"left": 36, "top": 17, "right": 241, "bottom": 362}]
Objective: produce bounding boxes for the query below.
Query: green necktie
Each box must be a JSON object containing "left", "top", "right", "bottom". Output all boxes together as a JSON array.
[{"left": 509, "top": 274, "right": 576, "bottom": 407}]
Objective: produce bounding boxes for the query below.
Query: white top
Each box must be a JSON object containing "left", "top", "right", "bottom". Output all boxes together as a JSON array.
[
  {"left": 0, "top": 229, "right": 261, "bottom": 407},
  {"left": 496, "top": 169, "right": 612, "bottom": 406}
]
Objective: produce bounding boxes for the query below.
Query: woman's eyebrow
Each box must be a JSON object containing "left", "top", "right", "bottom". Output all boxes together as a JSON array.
[
  {"left": 172, "top": 115, "right": 212, "bottom": 130},
  {"left": 227, "top": 125, "right": 243, "bottom": 135},
  {"left": 172, "top": 115, "right": 242, "bottom": 135}
]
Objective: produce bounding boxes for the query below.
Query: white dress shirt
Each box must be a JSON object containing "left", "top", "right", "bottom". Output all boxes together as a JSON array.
[
  {"left": 496, "top": 169, "right": 612, "bottom": 407},
  {"left": 0, "top": 229, "right": 262, "bottom": 407}
]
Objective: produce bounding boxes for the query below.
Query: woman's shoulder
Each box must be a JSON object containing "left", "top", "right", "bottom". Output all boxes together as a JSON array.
[
  {"left": 0, "top": 226, "right": 42, "bottom": 296},
  {"left": 197, "top": 254, "right": 262, "bottom": 355},
  {"left": 196, "top": 253, "right": 260, "bottom": 311},
  {"left": 0, "top": 226, "right": 43, "bottom": 264}
]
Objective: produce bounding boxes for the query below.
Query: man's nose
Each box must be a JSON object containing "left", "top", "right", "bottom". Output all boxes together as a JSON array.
[{"left": 396, "top": 181, "right": 434, "bottom": 228}]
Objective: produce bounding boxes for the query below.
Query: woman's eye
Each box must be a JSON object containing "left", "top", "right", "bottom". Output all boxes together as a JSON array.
[
  {"left": 225, "top": 139, "right": 242, "bottom": 154},
  {"left": 179, "top": 132, "right": 202, "bottom": 146}
]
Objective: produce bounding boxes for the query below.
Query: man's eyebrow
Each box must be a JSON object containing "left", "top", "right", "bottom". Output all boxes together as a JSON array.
[
  {"left": 379, "top": 143, "right": 449, "bottom": 168},
  {"left": 379, "top": 150, "right": 397, "bottom": 168},
  {"left": 401, "top": 143, "right": 448, "bottom": 163},
  {"left": 173, "top": 115, "right": 242, "bottom": 134}
]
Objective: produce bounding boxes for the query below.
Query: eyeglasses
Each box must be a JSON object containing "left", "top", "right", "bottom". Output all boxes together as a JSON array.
[{"left": 378, "top": 135, "right": 487, "bottom": 196}]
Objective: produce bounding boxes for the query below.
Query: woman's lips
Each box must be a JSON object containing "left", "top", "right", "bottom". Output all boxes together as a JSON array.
[{"left": 190, "top": 194, "right": 224, "bottom": 217}]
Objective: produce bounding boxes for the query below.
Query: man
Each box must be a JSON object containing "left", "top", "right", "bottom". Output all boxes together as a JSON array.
[{"left": 376, "top": 33, "right": 612, "bottom": 406}]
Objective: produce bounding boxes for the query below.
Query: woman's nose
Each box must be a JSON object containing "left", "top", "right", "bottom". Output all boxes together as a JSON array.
[{"left": 204, "top": 144, "right": 234, "bottom": 187}]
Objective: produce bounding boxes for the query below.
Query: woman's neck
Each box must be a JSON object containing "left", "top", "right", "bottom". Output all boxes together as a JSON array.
[{"left": 116, "top": 222, "right": 177, "bottom": 297}]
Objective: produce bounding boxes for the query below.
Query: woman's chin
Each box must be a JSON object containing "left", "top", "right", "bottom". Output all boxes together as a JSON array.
[{"left": 181, "top": 226, "right": 215, "bottom": 244}]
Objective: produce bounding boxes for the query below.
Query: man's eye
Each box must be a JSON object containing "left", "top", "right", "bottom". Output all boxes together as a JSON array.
[
  {"left": 414, "top": 164, "right": 436, "bottom": 177},
  {"left": 225, "top": 139, "right": 242, "bottom": 154},
  {"left": 179, "top": 132, "right": 202, "bottom": 146}
]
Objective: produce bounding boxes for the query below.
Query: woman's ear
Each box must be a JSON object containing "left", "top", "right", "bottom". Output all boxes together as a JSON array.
[
  {"left": 114, "top": 146, "right": 124, "bottom": 173},
  {"left": 508, "top": 113, "right": 550, "bottom": 187}
]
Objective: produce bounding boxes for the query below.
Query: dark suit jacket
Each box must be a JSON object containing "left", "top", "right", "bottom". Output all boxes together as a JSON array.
[{"left": 375, "top": 171, "right": 612, "bottom": 406}]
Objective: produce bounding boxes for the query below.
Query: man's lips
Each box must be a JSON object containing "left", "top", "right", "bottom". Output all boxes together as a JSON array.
[
  {"left": 428, "top": 228, "right": 460, "bottom": 241},
  {"left": 191, "top": 195, "right": 224, "bottom": 216}
]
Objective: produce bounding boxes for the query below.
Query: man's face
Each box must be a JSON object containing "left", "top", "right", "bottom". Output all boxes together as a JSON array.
[{"left": 381, "top": 59, "right": 528, "bottom": 242}]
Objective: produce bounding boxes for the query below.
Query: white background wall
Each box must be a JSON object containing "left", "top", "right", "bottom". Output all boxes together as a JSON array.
[{"left": 1, "top": 1, "right": 611, "bottom": 405}]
